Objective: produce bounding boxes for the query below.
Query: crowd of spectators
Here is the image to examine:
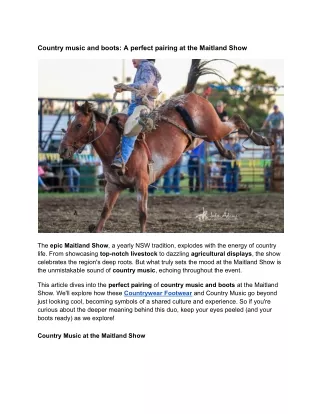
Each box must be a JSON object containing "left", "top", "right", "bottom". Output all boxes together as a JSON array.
[
  {"left": 38, "top": 159, "right": 80, "bottom": 192},
  {"left": 147, "top": 100, "right": 284, "bottom": 194}
]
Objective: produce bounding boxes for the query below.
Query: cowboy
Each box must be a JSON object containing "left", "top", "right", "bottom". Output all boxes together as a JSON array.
[{"left": 111, "top": 59, "right": 161, "bottom": 172}]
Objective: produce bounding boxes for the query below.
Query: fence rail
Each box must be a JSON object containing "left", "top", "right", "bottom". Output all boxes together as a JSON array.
[
  {"left": 38, "top": 129, "right": 284, "bottom": 193},
  {"left": 38, "top": 97, "right": 130, "bottom": 151}
]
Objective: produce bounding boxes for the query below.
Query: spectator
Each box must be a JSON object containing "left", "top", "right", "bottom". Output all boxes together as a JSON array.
[
  {"left": 188, "top": 143, "right": 205, "bottom": 193},
  {"left": 209, "top": 139, "right": 230, "bottom": 192},
  {"left": 262, "top": 147, "right": 273, "bottom": 192},
  {"left": 223, "top": 134, "right": 244, "bottom": 193},
  {"left": 262, "top": 105, "right": 284, "bottom": 147},
  {"left": 38, "top": 165, "right": 50, "bottom": 191},
  {"left": 262, "top": 105, "right": 284, "bottom": 131},
  {"left": 163, "top": 156, "right": 183, "bottom": 194},
  {"left": 38, "top": 161, "right": 60, "bottom": 191},
  {"left": 62, "top": 159, "right": 80, "bottom": 192},
  {"left": 209, "top": 161, "right": 221, "bottom": 190},
  {"left": 215, "top": 100, "right": 229, "bottom": 122}
]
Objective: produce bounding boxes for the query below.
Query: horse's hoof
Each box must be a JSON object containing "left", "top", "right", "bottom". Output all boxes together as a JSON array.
[{"left": 88, "top": 224, "right": 96, "bottom": 233}]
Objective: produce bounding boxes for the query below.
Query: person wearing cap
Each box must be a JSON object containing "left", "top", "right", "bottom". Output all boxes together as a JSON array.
[
  {"left": 262, "top": 105, "right": 284, "bottom": 130},
  {"left": 223, "top": 133, "right": 244, "bottom": 193},
  {"left": 111, "top": 59, "right": 162, "bottom": 172},
  {"left": 215, "top": 100, "right": 229, "bottom": 122},
  {"left": 188, "top": 142, "right": 206, "bottom": 193}
]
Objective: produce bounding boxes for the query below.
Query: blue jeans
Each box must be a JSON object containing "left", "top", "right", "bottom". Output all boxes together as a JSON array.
[
  {"left": 188, "top": 157, "right": 200, "bottom": 192},
  {"left": 65, "top": 167, "right": 80, "bottom": 192},
  {"left": 38, "top": 176, "right": 45, "bottom": 187},
  {"left": 264, "top": 166, "right": 272, "bottom": 191},
  {"left": 217, "top": 162, "right": 227, "bottom": 192},
  {"left": 114, "top": 102, "right": 138, "bottom": 164},
  {"left": 163, "top": 164, "right": 181, "bottom": 193},
  {"left": 225, "top": 163, "right": 239, "bottom": 192}
]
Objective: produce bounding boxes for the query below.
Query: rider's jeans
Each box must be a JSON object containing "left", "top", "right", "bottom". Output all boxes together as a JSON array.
[{"left": 114, "top": 102, "right": 138, "bottom": 164}]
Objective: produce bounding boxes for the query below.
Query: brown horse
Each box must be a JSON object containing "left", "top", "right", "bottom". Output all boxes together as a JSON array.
[{"left": 59, "top": 60, "right": 272, "bottom": 233}]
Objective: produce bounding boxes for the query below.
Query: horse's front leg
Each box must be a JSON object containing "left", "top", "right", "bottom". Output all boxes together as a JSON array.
[
  {"left": 89, "top": 183, "right": 121, "bottom": 233},
  {"left": 136, "top": 177, "right": 149, "bottom": 233}
]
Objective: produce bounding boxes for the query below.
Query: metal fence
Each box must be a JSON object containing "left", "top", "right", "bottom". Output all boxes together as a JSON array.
[
  {"left": 38, "top": 98, "right": 130, "bottom": 152},
  {"left": 38, "top": 129, "right": 284, "bottom": 193}
]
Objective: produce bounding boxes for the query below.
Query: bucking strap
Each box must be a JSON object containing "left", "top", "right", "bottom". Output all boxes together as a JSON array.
[{"left": 175, "top": 105, "right": 197, "bottom": 135}]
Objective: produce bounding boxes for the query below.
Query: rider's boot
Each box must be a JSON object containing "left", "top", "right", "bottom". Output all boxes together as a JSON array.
[{"left": 111, "top": 136, "right": 137, "bottom": 175}]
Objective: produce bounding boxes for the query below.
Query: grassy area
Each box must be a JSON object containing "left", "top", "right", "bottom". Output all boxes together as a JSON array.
[{"left": 38, "top": 166, "right": 269, "bottom": 198}]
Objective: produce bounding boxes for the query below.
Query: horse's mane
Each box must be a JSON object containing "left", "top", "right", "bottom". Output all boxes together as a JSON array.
[{"left": 78, "top": 102, "right": 109, "bottom": 123}]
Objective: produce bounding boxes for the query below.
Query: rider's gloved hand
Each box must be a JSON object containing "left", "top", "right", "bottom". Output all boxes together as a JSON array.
[{"left": 114, "top": 83, "right": 127, "bottom": 92}]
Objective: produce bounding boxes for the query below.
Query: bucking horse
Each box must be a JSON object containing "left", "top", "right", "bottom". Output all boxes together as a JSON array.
[{"left": 59, "top": 59, "right": 273, "bottom": 232}]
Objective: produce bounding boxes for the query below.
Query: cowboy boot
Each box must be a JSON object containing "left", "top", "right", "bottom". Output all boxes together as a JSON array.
[{"left": 111, "top": 136, "right": 137, "bottom": 175}]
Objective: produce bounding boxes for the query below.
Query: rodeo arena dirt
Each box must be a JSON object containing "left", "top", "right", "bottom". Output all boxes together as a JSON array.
[
  {"left": 38, "top": 60, "right": 284, "bottom": 234},
  {"left": 38, "top": 193, "right": 283, "bottom": 233}
]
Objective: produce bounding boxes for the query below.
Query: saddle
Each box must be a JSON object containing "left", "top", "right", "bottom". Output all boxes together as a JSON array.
[{"left": 110, "top": 103, "right": 200, "bottom": 150}]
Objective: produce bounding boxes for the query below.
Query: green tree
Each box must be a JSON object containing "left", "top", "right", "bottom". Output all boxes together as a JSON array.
[
  {"left": 227, "top": 65, "right": 278, "bottom": 129},
  {"left": 88, "top": 93, "right": 112, "bottom": 100}
]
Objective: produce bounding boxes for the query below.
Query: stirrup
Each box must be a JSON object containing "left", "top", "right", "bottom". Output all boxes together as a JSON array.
[{"left": 111, "top": 161, "right": 126, "bottom": 176}]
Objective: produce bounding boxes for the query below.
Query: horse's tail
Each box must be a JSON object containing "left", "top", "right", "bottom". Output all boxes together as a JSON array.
[
  {"left": 184, "top": 60, "right": 201, "bottom": 93},
  {"left": 184, "top": 59, "right": 234, "bottom": 94}
]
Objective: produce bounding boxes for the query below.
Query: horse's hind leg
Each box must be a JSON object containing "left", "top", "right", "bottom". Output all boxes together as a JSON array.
[
  {"left": 213, "top": 139, "right": 236, "bottom": 160},
  {"left": 229, "top": 114, "right": 274, "bottom": 147},
  {"left": 136, "top": 178, "right": 148, "bottom": 233},
  {"left": 89, "top": 183, "right": 121, "bottom": 233}
]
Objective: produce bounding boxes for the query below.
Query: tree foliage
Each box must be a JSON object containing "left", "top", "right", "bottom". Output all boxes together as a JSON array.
[{"left": 88, "top": 93, "right": 112, "bottom": 100}]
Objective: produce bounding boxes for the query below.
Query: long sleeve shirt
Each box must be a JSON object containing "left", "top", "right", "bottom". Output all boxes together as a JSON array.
[
  {"left": 189, "top": 142, "right": 206, "bottom": 159},
  {"left": 129, "top": 60, "right": 161, "bottom": 105}
]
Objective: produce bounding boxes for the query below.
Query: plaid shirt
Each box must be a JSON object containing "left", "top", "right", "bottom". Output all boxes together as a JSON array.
[{"left": 129, "top": 60, "right": 161, "bottom": 104}]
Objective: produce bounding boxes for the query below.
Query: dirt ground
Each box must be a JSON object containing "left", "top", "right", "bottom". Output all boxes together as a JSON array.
[{"left": 38, "top": 193, "right": 284, "bottom": 233}]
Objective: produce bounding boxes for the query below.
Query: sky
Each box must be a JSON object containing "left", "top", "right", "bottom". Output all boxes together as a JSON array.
[{"left": 38, "top": 59, "right": 284, "bottom": 108}]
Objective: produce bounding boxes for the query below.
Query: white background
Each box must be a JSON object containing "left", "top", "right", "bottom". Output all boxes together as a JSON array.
[{"left": 2, "top": 1, "right": 319, "bottom": 414}]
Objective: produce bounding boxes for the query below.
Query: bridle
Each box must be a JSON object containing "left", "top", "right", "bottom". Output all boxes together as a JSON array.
[{"left": 61, "top": 112, "right": 108, "bottom": 154}]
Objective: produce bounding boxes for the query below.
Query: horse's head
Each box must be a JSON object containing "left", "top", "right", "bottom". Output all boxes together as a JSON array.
[{"left": 59, "top": 101, "right": 94, "bottom": 159}]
